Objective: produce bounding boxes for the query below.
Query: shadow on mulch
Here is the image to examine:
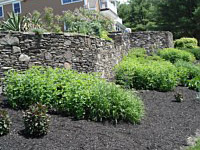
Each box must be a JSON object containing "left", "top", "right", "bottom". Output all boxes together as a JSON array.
[
  {"left": 18, "top": 129, "right": 46, "bottom": 139},
  {"left": 0, "top": 86, "right": 200, "bottom": 150}
]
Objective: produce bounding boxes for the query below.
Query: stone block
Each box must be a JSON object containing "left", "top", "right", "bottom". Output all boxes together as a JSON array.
[
  {"left": 19, "top": 54, "right": 30, "bottom": 62},
  {"left": 0, "top": 35, "right": 19, "bottom": 46}
]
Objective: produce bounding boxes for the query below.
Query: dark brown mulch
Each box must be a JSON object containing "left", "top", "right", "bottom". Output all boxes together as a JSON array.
[{"left": 0, "top": 86, "right": 200, "bottom": 150}]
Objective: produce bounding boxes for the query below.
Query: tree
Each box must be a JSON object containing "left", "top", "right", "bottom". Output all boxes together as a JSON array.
[
  {"left": 118, "top": 0, "right": 157, "bottom": 31},
  {"left": 157, "top": 0, "right": 200, "bottom": 42}
]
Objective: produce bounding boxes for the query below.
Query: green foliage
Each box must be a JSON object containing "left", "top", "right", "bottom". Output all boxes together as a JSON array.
[
  {"left": 127, "top": 48, "right": 147, "bottom": 58},
  {"left": 23, "top": 103, "right": 50, "bottom": 137},
  {"left": 114, "top": 56, "right": 178, "bottom": 91},
  {"left": 118, "top": 0, "right": 158, "bottom": 31},
  {"left": 175, "top": 60, "right": 200, "bottom": 85},
  {"left": 188, "top": 76, "right": 200, "bottom": 91},
  {"left": 187, "top": 139, "right": 200, "bottom": 150},
  {"left": 100, "top": 31, "right": 112, "bottom": 41},
  {"left": 158, "top": 48, "right": 196, "bottom": 63},
  {"left": 27, "top": 11, "right": 42, "bottom": 29},
  {"left": 0, "top": 110, "right": 11, "bottom": 136},
  {"left": 174, "top": 38, "right": 198, "bottom": 49},
  {"left": 31, "top": 28, "right": 46, "bottom": 35},
  {"left": 0, "top": 12, "right": 29, "bottom": 32},
  {"left": 62, "top": 8, "right": 113, "bottom": 38},
  {"left": 5, "top": 67, "right": 144, "bottom": 124},
  {"left": 43, "top": 7, "right": 62, "bottom": 33},
  {"left": 183, "top": 48, "right": 200, "bottom": 60},
  {"left": 127, "top": 48, "right": 164, "bottom": 61}
]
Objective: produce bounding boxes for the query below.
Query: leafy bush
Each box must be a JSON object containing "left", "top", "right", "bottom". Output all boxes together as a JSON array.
[
  {"left": 5, "top": 67, "right": 144, "bottom": 124},
  {"left": 23, "top": 103, "right": 50, "bottom": 137},
  {"left": 183, "top": 48, "right": 200, "bottom": 60},
  {"left": 114, "top": 57, "right": 178, "bottom": 91},
  {"left": 158, "top": 48, "right": 196, "bottom": 63},
  {"left": 175, "top": 60, "right": 200, "bottom": 85},
  {"left": 188, "top": 76, "right": 200, "bottom": 91},
  {"left": 0, "top": 110, "right": 11, "bottom": 136},
  {"left": 127, "top": 48, "right": 147, "bottom": 58},
  {"left": 62, "top": 8, "right": 113, "bottom": 39},
  {"left": 174, "top": 38, "right": 198, "bottom": 49}
]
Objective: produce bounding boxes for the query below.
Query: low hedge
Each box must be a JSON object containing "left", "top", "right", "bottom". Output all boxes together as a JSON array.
[
  {"left": 188, "top": 76, "right": 200, "bottom": 91},
  {"left": 182, "top": 48, "right": 200, "bottom": 60},
  {"left": 174, "top": 38, "right": 198, "bottom": 49},
  {"left": 114, "top": 57, "right": 178, "bottom": 91},
  {"left": 175, "top": 60, "right": 200, "bottom": 86},
  {"left": 4, "top": 67, "right": 144, "bottom": 124},
  {"left": 158, "top": 48, "right": 196, "bottom": 63}
]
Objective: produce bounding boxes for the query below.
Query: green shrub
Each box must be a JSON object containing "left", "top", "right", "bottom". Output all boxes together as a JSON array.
[
  {"left": 5, "top": 67, "right": 144, "bottom": 124},
  {"left": 115, "top": 57, "right": 178, "bottom": 91},
  {"left": 0, "top": 110, "right": 11, "bottom": 136},
  {"left": 183, "top": 48, "right": 200, "bottom": 60},
  {"left": 174, "top": 38, "right": 198, "bottom": 49},
  {"left": 188, "top": 76, "right": 200, "bottom": 91},
  {"left": 23, "top": 103, "right": 50, "bottom": 137},
  {"left": 175, "top": 60, "right": 200, "bottom": 85},
  {"left": 127, "top": 48, "right": 147, "bottom": 58},
  {"left": 158, "top": 48, "right": 196, "bottom": 63}
]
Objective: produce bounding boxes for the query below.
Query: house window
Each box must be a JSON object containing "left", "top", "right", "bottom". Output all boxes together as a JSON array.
[
  {"left": 12, "top": 2, "right": 21, "bottom": 14},
  {"left": 0, "top": 6, "right": 4, "bottom": 18},
  {"left": 61, "top": 0, "right": 82, "bottom": 5}
]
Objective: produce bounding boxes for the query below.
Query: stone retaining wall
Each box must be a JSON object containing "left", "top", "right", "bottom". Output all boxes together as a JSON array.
[{"left": 0, "top": 31, "right": 173, "bottom": 94}]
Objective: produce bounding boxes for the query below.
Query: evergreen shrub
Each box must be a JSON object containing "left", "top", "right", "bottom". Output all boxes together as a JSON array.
[{"left": 174, "top": 38, "right": 198, "bottom": 49}]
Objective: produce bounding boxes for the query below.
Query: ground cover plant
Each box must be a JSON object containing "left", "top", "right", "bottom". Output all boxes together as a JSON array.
[
  {"left": 0, "top": 109, "right": 11, "bottom": 136},
  {"left": 4, "top": 67, "right": 144, "bottom": 124},
  {"left": 158, "top": 48, "right": 196, "bottom": 63},
  {"left": 114, "top": 48, "right": 178, "bottom": 91}
]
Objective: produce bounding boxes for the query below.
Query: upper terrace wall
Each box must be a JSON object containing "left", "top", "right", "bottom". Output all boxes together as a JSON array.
[{"left": 0, "top": 31, "right": 173, "bottom": 94}]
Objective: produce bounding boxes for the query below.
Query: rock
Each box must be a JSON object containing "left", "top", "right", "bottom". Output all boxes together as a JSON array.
[
  {"left": 64, "top": 62, "right": 71, "bottom": 69},
  {"left": 64, "top": 40, "right": 71, "bottom": 46},
  {"left": 19, "top": 54, "right": 30, "bottom": 62},
  {"left": 2, "top": 67, "right": 12, "bottom": 70},
  {"left": 0, "top": 86, "right": 2, "bottom": 95},
  {"left": 0, "top": 35, "right": 19, "bottom": 46},
  {"left": 64, "top": 51, "right": 72, "bottom": 60},
  {"left": 44, "top": 52, "right": 52, "bottom": 60},
  {"left": 13, "top": 46, "right": 21, "bottom": 53}
]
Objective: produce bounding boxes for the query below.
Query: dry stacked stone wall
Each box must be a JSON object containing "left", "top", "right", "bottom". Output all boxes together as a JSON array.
[{"left": 0, "top": 31, "right": 173, "bottom": 94}]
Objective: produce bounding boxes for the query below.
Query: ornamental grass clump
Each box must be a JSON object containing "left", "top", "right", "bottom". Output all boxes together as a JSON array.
[
  {"left": 115, "top": 50, "right": 178, "bottom": 91},
  {"left": 0, "top": 110, "right": 11, "bottom": 136},
  {"left": 5, "top": 67, "right": 144, "bottom": 124},
  {"left": 23, "top": 103, "right": 50, "bottom": 137},
  {"left": 158, "top": 48, "right": 196, "bottom": 63}
]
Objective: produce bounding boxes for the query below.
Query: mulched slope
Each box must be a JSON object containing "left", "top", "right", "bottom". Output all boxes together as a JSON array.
[{"left": 0, "top": 87, "right": 200, "bottom": 150}]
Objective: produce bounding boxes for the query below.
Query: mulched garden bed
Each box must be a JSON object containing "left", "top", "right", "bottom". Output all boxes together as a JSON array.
[{"left": 0, "top": 86, "right": 200, "bottom": 150}]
